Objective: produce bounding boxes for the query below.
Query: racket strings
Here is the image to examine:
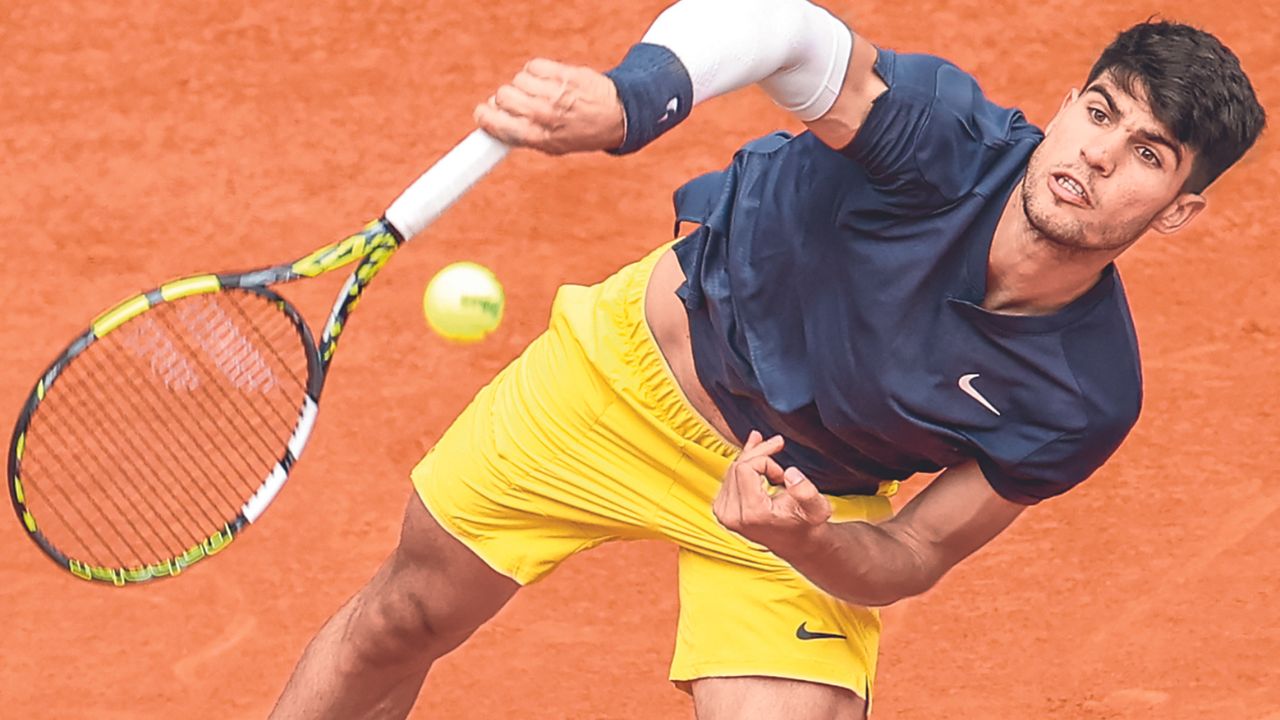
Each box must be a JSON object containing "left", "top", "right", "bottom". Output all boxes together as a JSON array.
[
  {"left": 28, "top": 363, "right": 210, "bottom": 558},
  {"left": 26, "top": 303, "right": 298, "bottom": 565},
  {"left": 49, "top": 353, "right": 239, "bottom": 536},
  {"left": 31, "top": 397, "right": 193, "bottom": 565},
  {"left": 62, "top": 325, "right": 258, "bottom": 525},
  {"left": 151, "top": 306, "right": 306, "bottom": 471},
  {"left": 27, "top": 335, "right": 253, "bottom": 564},
  {"left": 24, "top": 445, "right": 142, "bottom": 569},
  {"left": 224, "top": 292, "right": 313, "bottom": 410},
  {"left": 18, "top": 290, "right": 314, "bottom": 570},
  {"left": 143, "top": 312, "right": 282, "bottom": 495}
]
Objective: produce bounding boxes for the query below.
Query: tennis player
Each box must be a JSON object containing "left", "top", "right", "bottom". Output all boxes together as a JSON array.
[{"left": 271, "top": 1, "right": 1265, "bottom": 717}]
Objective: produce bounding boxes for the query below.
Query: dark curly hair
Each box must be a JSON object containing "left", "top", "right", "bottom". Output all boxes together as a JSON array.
[{"left": 1086, "top": 21, "right": 1266, "bottom": 192}]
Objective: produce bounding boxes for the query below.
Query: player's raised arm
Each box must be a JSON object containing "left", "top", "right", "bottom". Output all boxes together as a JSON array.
[{"left": 474, "top": 0, "right": 887, "bottom": 154}]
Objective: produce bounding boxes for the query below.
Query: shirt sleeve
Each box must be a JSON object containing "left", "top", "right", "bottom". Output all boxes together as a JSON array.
[
  {"left": 974, "top": 360, "right": 1141, "bottom": 505},
  {"left": 974, "top": 423, "right": 1133, "bottom": 505},
  {"left": 977, "top": 293, "right": 1144, "bottom": 504},
  {"left": 841, "top": 48, "right": 1036, "bottom": 210}
]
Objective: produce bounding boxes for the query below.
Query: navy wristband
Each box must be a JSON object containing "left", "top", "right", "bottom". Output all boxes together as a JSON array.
[{"left": 604, "top": 43, "right": 694, "bottom": 155}]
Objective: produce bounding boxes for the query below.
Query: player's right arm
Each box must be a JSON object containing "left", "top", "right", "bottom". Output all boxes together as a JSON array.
[{"left": 474, "top": 0, "right": 885, "bottom": 154}]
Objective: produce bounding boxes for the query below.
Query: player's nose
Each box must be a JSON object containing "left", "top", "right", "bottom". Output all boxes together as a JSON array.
[{"left": 1080, "top": 137, "right": 1115, "bottom": 178}]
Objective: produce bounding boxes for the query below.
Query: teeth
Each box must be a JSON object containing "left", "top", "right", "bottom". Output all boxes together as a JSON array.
[{"left": 1056, "top": 175, "right": 1085, "bottom": 199}]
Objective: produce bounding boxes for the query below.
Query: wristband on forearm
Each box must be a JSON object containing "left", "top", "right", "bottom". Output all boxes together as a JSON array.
[{"left": 604, "top": 43, "right": 694, "bottom": 155}]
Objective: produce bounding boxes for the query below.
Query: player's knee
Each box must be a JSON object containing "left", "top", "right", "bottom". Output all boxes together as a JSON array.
[
  {"left": 345, "top": 583, "right": 475, "bottom": 668},
  {"left": 347, "top": 533, "right": 508, "bottom": 668},
  {"left": 341, "top": 495, "right": 517, "bottom": 670}
]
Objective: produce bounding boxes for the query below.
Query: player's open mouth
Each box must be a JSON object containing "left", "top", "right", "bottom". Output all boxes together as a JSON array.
[{"left": 1049, "top": 172, "right": 1091, "bottom": 208}]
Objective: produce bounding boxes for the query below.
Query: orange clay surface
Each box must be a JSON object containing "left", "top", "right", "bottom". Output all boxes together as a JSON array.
[{"left": 1, "top": 1, "right": 1277, "bottom": 717}]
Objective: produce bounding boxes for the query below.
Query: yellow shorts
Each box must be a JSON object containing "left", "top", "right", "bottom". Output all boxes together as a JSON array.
[{"left": 412, "top": 242, "right": 894, "bottom": 700}]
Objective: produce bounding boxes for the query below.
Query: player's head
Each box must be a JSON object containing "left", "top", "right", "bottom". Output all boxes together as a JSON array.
[{"left": 1022, "top": 20, "right": 1265, "bottom": 252}]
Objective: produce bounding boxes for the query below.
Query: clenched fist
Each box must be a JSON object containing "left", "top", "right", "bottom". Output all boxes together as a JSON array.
[
  {"left": 474, "top": 58, "right": 626, "bottom": 155},
  {"left": 713, "top": 431, "right": 833, "bottom": 556}
]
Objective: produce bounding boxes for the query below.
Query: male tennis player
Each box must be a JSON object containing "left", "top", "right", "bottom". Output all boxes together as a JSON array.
[{"left": 272, "top": 1, "right": 1264, "bottom": 717}]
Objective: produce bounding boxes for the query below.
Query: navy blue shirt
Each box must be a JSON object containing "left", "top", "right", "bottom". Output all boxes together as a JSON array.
[{"left": 670, "top": 48, "right": 1142, "bottom": 505}]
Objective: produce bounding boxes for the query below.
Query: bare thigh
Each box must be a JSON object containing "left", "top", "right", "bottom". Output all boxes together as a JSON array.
[{"left": 690, "top": 676, "right": 868, "bottom": 720}]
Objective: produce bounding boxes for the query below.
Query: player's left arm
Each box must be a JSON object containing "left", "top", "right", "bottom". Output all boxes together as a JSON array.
[{"left": 714, "top": 433, "right": 1026, "bottom": 607}]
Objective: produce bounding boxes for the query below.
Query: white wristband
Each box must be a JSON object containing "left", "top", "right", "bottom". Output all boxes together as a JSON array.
[{"left": 641, "top": 0, "right": 853, "bottom": 122}]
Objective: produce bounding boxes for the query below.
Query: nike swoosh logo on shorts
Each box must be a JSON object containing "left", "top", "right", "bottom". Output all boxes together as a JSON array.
[
  {"left": 795, "top": 622, "right": 847, "bottom": 641},
  {"left": 958, "top": 373, "right": 1001, "bottom": 416}
]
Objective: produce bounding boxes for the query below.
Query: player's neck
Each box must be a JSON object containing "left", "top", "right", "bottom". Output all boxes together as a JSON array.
[{"left": 984, "top": 183, "right": 1127, "bottom": 316}]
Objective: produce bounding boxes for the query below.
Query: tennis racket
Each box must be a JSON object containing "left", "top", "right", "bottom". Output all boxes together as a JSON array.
[{"left": 8, "top": 129, "right": 510, "bottom": 586}]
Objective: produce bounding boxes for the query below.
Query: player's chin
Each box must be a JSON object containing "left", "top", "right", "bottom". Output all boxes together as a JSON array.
[
  {"left": 1026, "top": 195, "right": 1124, "bottom": 251},
  {"left": 1025, "top": 197, "right": 1082, "bottom": 245}
]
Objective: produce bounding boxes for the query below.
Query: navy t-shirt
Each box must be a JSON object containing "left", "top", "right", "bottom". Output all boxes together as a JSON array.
[{"left": 670, "top": 48, "right": 1142, "bottom": 505}]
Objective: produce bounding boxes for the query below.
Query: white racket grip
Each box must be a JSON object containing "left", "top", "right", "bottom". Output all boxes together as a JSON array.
[{"left": 383, "top": 129, "right": 510, "bottom": 240}]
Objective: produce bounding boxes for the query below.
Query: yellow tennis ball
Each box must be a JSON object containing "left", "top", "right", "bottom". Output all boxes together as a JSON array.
[{"left": 423, "top": 261, "right": 505, "bottom": 343}]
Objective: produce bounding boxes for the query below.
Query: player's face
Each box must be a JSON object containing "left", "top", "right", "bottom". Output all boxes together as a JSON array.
[{"left": 1022, "top": 75, "right": 1205, "bottom": 252}]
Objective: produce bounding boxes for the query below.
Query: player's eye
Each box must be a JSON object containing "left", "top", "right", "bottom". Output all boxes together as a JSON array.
[
  {"left": 1137, "top": 147, "right": 1161, "bottom": 167},
  {"left": 1089, "top": 107, "right": 1109, "bottom": 124}
]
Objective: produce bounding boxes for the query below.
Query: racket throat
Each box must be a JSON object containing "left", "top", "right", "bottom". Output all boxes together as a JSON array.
[{"left": 316, "top": 219, "right": 403, "bottom": 376}]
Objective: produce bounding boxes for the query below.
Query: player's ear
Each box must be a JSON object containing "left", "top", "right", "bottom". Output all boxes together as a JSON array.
[
  {"left": 1148, "top": 192, "right": 1207, "bottom": 235},
  {"left": 1045, "top": 88, "right": 1079, "bottom": 134}
]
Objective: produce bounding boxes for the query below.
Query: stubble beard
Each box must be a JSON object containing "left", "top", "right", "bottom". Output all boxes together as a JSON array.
[
  {"left": 1019, "top": 169, "right": 1148, "bottom": 254},
  {"left": 1021, "top": 176, "right": 1087, "bottom": 252}
]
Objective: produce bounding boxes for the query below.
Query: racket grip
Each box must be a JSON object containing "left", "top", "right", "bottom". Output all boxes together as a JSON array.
[{"left": 384, "top": 129, "right": 510, "bottom": 240}]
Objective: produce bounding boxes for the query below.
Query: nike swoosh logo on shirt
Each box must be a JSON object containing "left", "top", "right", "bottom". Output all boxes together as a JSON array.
[
  {"left": 958, "top": 373, "right": 1001, "bottom": 416},
  {"left": 795, "top": 622, "right": 847, "bottom": 641}
]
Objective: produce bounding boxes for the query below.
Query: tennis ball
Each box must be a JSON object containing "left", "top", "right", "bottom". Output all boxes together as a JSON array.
[{"left": 423, "top": 261, "right": 505, "bottom": 343}]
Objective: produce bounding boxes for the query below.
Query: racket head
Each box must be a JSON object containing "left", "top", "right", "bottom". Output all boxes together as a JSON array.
[{"left": 8, "top": 278, "right": 323, "bottom": 586}]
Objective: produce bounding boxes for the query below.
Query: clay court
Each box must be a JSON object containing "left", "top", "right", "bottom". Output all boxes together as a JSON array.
[{"left": 2, "top": 0, "right": 1276, "bottom": 717}]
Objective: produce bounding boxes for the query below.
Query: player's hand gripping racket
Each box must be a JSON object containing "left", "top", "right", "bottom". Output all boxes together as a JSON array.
[{"left": 8, "top": 130, "right": 509, "bottom": 586}]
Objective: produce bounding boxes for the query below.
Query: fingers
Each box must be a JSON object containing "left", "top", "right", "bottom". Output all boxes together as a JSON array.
[
  {"left": 474, "top": 57, "right": 623, "bottom": 154},
  {"left": 511, "top": 70, "right": 568, "bottom": 105},
  {"left": 475, "top": 74, "right": 569, "bottom": 146},
  {"left": 715, "top": 431, "right": 832, "bottom": 543},
  {"left": 494, "top": 67, "right": 581, "bottom": 124},
  {"left": 755, "top": 453, "right": 788, "bottom": 487},
  {"left": 726, "top": 456, "right": 766, "bottom": 516},
  {"left": 474, "top": 98, "right": 550, "bottom": 149},
  {"left": 735, "top": 431, "right": 786, "bottom": 488},
  {"left": 730, "top": 453, "right": 785, "bottom": 509},
  {"left": 475, "top": 75, "right": 558, "bottom": 147},
  {"left": 780, "top": 466, "right": 832, "bottom": 524},
  {"left": 715, "top": 431, "right": 776, "bottom": 528},
  {"left": 722, "top": 433, "right": 787, "bottom": 524},
  {"left": 739, "top": 431, "right": 784, "bottom": 459},
  {"left": 522, "top": 57, "right": 570, "bottom": 80},
  {"left": 494, "top": 84, "right": 557, "bottom": 126}
]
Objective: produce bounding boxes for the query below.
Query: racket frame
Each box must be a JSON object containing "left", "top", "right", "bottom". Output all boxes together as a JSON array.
[
  {"left": 8, "top": 129, "right": 507, "bottom": 586},
  {"left": 8, "top": 221, "right": 400, "bottom": 585}
]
